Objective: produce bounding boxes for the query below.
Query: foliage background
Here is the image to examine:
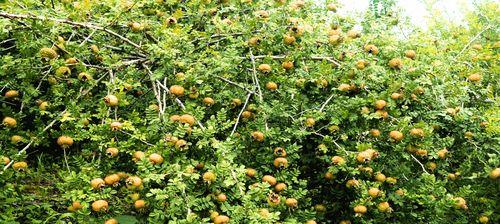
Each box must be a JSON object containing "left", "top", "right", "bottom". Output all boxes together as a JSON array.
[{"left": 0, "top": 0, "right": 498, "bottom": 223}]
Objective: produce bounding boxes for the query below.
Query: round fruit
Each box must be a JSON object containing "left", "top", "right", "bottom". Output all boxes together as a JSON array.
[
  {"left": 91, "top": 178, "right": 106, "bottom": 189},
  {"left": 489, "top": 168, "right": 500, "bottom": 179},
  {"left": 346, "top": 179, "right": 360, "bottom": 188},
  {"left": 166, "top": 17, "right": 177, "bottom": 26},
  {"left": 203, "top": 171, "right": 216, "bottom": 183},
  {"left": 203, "top": 97, "right": 215, "bottom": 106},
  {"left": 377, "top": 201, "right": 391, "bottom": 212},
  {"left": 91, "top": 200, "right": 108, "bottom": 212},
  {"left": 283, "top": 34, "right": 296, "bottom": 45},
  {"left": 258, "top": 64, "right": 272, "bottom": 73},
  {"left": 479, "top": 215, "right": 489, "bottom": 223},
  {"left": 130, "top": 22, "right": 143, "bottom": 32},
  {"left": 126, "top": 176, "right": 143, "bottom": 188},
  {"left": 248, "top": 36, "right": 260, "bottom": 46},
  {"left": 285, "top": 198, "right": 298, "bottom": 208},
  {"left": 72, "top": 201, "right": 83, "bottom": 210},
  {"left": 65, "top": 57, "right": 78, "bottom": 65},
  {"left": 331, "top": 156, "right": 345, "bottom": 165},
  {"left": 78, "top": 72, "right": 92, "bottom": 81},
  {"left": 133, "top": 151, "right": 145, "bottom": 162},
  {"left": 246, "top": 168, "right": 257, "bottom": 177},
  {"left": 55, "top": 66, "right": 71, "bottom": 76},
  {"left": 106, "top": 147, "right": 119, "bottom": 157},
  {"left": 305, "top": 118, "right": 315, "bottom": 127},
  {"left": 453, "top": 197, "right": 467, "bottom": 210},
  {"left": 275, "top": 183, "right": 287, "bottom": 192},
  {"left": 213, "top": 215, "right": 230, "bottom": 224},
  {"left": 11, "top": 135, "right": 23, "bottom": 144},
  {"left": 347, "top": 30, "right": 361, "bottom": 38},
  {"left": 40, "top": 47, "right": 58, "bottom": 59},
  {"left": 104, "top": 95, "right": 119, "bottom": 106},
  {"left": 356, "top": 60, "right": 367, "bottom": 69},
  {"left": 149, "top": 153, "right": 164, "bottom": 165},
  {"left": 282, "top": 61, "right": 294, "bottom": 70},
  {"left": 368, "top": 187, "right": 380, "bottom": 197},
  {"left": 324, "top": 172, "right": 334, "bottom": 180},
  {"left": 12, "top": 161, "right": 27, "bottom": 171},
  {"left": 39, "top": 101, "right": 49, "bottom": 110},
  {"left": 1, "top": 156, "right": 10, "bottom": 165},
  {"left": 169, "top": 85, "right": 185, "bottom": 96},
  {"left": 389, "top": 130, "right": 404, "bottom": 141},
  {"left": 216, "top": 193, "right": 227, "bottom": 202},
  {"left": 306, "top": 221, "right": 317, "bottom": 224},
  {"left": 273, "top": 157, "right": 288, "bottom": 168},
  {"left": 364, "top": 44, "right": 379, "bottom": 55},
  {"left": 388, "top": 58, "right": 403, "bottom": 69},
  {"left": 391, "top": 92, "right": 403, "bottom": 100},
  {"left": 3, "top": 117, "right": 17, "bottom": 127},
  {"left": 175, "top": 139, "right": 187, "bottom": 149},
  {"left": 251, "top": 131, "right": 265, "bottom": 142},
  {"left": 90, "top": 45, "right": 99, "bottom": 54},
  {"left": 105, "top": 219, "right": 118, "bottom": 224},
  {"left": 353, "top": 205, "right": 367, "bottom": 214},
  {"left": 134, "top": 199, "right": 146, "bottom": 209},
  {"left": 375, "top": 100, "right": 387, "bottom": 110},
  {"left": 110, "top": 121, "right": 123, "bottom": 130},
  {"left": 4, "top": 90, "right": 19, "bottom": 98},
  {"left": 327, "top": 3, "right": 337, "bottom": 12},
  {"left": 338, "top": 83, "right": 352, "bottom": 92},
  {"left": 437, "top": 148, "right": 448, "bottom": 159},
  {"left": 265, "top": 82, "right": 278, "bottom": 91},
  {"left": 267, "top": 192, "right": 281, "bottom": 206},
  {"left": 356, "top": 151, "right": 371, "bottom": 163},
  {"left": 405, "top": 50, "right": 416, "bottom": 59},
  {"left": 410, "top": 128, "right": 424, "bottom": 137},
  {"left": 375, "top": 172, "right": 386, "bottom": 182},
  {"left": 231, "top": 98, "right": 242, "bottom": 106},
  {"left": 179, "top": 114, "right": 196, "bottom": 126},
  {"left": 57, "top": 136, "right": 74, "bottom": 148},
  {"left": 262, "top": 175, "right": 277, "bottom": 186},
  {"left": 370, "top": 129, "right": 381, "bottom": 137},
  {"left": 104, "top": 174, "right": 120, "bottom": 185},
  {"left": 273, "top": 147, "right": 287, "bottom": 157},
  {"left": 468, "top": 73, "right": 481, "bottom": 82}
]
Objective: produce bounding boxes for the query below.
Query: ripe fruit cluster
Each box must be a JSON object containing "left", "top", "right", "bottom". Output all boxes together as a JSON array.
[{"left": 0, "top": 0, "right": 498, "bottom": 224}]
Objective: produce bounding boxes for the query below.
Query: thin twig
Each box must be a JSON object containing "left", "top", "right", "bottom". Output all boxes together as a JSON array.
[
  {"left": 216, "top": 75, "right": 254, "bottom": 94},
  {"left": 319, "top": 93, "right": 335, "bottom": 112},
  {"left": 249, "top": 49, "right": 263, "bottom": 102},
  {"left": 231, "top": 90, "right": 254, "bottom": 136},
  {"left": 119, "top": 130, "right": 154, "bottom": 146},
  {"left": 454, "top": 25, "right": 492, "bottom": 59},
  {"left": 410, "top": 154, "right": 430, "bottom": 175}
]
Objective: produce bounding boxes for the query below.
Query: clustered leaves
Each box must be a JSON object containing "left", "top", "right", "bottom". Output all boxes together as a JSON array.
[{"left": 0, "top": 0, "right": 499, "bottom": 224}]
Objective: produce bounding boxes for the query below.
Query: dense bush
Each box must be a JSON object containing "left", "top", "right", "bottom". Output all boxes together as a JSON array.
[{"left": 0, "top": 0, "right": 498, "bottom": 223}]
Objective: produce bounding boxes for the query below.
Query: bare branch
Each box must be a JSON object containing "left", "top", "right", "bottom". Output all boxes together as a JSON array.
[
  {"left": 410, "top": 154, "right": 430, "bottom": 175},
  {"left": 231, "top": 90, "right": 254, "bottom": 136},
  {"left": 248, "top": 49, "right": 263, "bottom": 102}
]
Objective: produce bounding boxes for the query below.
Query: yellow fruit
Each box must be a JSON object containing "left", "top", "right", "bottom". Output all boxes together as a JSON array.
[
  {"left": 248, "top": 36, "right": 260, "bottom": 46},
  {"left": 216, "top": 193, "right": 227, "bottom": 202},
  {"left": 57, "top": 136, "right": 74, "bottom": 148},
  {"left": 213, "top": 215, "right": 230, "bottom": 224},
  {"left": 91, "top": 178, "right": 106, "bottom": 189},
  {"left": 282, "top": 61, "right": 294, "bottom": 70},
  {"left": 273, "top": 157, "right": 288, "bottom": 168},
  {"left": 368, "top": 188, "right": 380, "bottom": 197},
  {"left": 290, "top": 25, "right": 304, "bottom": 37},
  {"left": 126, "top": 176, "right": 143, "bottom": 188},
  {"left": 468, "top": 73, "right": 481, "bottom": 82},
  {"left": 338, "top": 83, "right": 352, "bottom": 92},
  {"left": 364, "top": 44, "right": 379, "bottom": 55},
  {"left": 377, "top": 201, "right": 391, "bottom": 212},
  {"left": 175, "top": 139, "right": 187, "bottom": 149},
  {"left": 134, "top": 199, "right": 146, "bottom": 209},
  {"left": 267, "top": 192, "right": 281, "bottom": 206},
  {"left": 179, "top": 114, "right": 196, "bottom": 126},
  {"left": 65, "top": 57, "right": 78, "bottom": 65},
  {"left": 133, "top": 151, "right": 145, "bottom": 162},
  {"left": 489, "top": 168, "right": 500, "bottom": 179},
  {"left": 388, "top": 58, "right": 403, "bottom": 69},
  {"left": 55, "top": 66, "right": 71, "bottom": 76},
  {"left": 285, "top": 198, "right": 298, "bottom": 208},
  {"left": 370, "top": 129, "right": 381, "bottom": 137},
  {"left": 105, "top": 147, "right": 118, "bottom": 157},
  {"left": 274, "top": 182, "right": 287, "bottom": 192},
  {"left": 4, "top": 90, "right": 19, "bottom": 98},
  {"left": 72, "top": 201, "right": 83, "bottom": 210},
  {"left": 391, "top": 92, "right": 403, "bottom": 100},
  {"left": 356, "top": 60, "right": 367, "bottom": 69},
  {"left": 405, "top": 50, "right": 416, "bottom": 59},
  {"left": 389, "top": 130, "right": 404, "bottom": 141},
  {"left": 104, "top": 174, "right": 120, "bottom": 185},
  {"left": 129, "top": 193, "right": 140, "bottom": 201},
  {"left": 246, "top": 168, "right": 257, "bottom": 177},
  {"left": 169, "top": 85, "right": 185, "bottom": 96},
  {"left": 266, "top": 82, "right": 278, "bottom": 91},
  {"left": 353, "top": 205, "right": 367, "bottom": 214},
  {"left": 306, "top": 221, "right": 317, "bottom": 224},
  {"left": 149, "top": 153, "right": 164, "bottom": 165},
  {"left": 479, "top": 215, "right": 489, "bottom": 223},
  {"left": 40, "top": 47, "right": 58, "bottom": 59},
  {"left": 231, "top": 98, "right": 242, "bottom": 106},
  {"left": 262, "top": 175, "right": 277, "bottom": 186},
  {"left": 331, "top": 156, "right": 345, "bottom": 165},
  {"left": 375, "top": 172, "right": 386, "bottom": 182},
  {"left": 258, "top": 64, "right": 272, "bottom": 73},
  {"left": 130, "top": 22, "right": 143, "bottom": 32},
  {"left": 347, "top": 30, "right": 361, "bottom": 38},
  {"left": 110, "top": 121, "right": 123, "bottom": 130},
  {"left": 203, "top": 97, "right": 215, "bottom": 106},
  {"left": 305, "top": 118, "right": 315, "bottom": 127},
  {"left": 12, "top": 161, "right": 27, "bottom": 171},
  {"left": 104, "top": 95, "right": 119, "bottom": 106},
  {"left": 3, "top": 117, "right": 17, "bottom": 127},
  {"left": 255, "top": 10, "right": 269, "bottom": 19},
  {"left": 10, "top": 135, "right": 23, "bottom": 144},
  {"left": 453, "top": 197, "right": 467, "bottom": 210},
  {"left": 1, "top": 156, "right": 10, "bottom": 165},
  {"left": 283, "top": 34, "right": 296, "bottom": 45},
  {"left": 410, "top": 128, "right": 424, "bottom": 137},
  {"left": 356, "top": 151, "right": 371, "bottom": 163},
  {"left": 39, "top": 101, "right": 49, "bottom": 111},
  {"left": 105, "top": 218, "right": 119, "bottom": 224},
  {"left": 90, "top": 45, "right": 99, "bottom": 54},
  {"left": 346, "top": 179, "right": 360, "bottom": 188},
  {"left": 327, "top": 3, "right": 337, "bottom": 12},
  {"left": 78, "top": 72, "right": 93, "bottom": 81},
  {"left": 203, "top": 171, "right": 216, "bottom": 183},
  {"left": 251, "top": 131, "right": 265, "bottom": 142},
  {"left": 386, "top": 177, "right": 397, "bottom": 185},
  {"left": 374, "top": 100, "right": 387, "bottom": 110},
  {"left": 324, "top": 171, "right": 334, "bottom": 180},
  {"left": 166, "top": 17, "right": 177, "bottom": 26},
  {"left": 91, "top": 200, "right": 109, "bottom": 212}
]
